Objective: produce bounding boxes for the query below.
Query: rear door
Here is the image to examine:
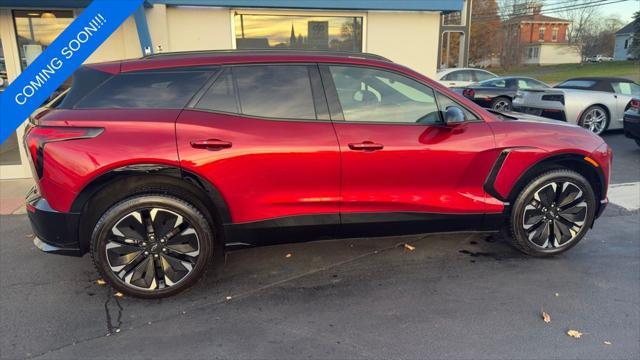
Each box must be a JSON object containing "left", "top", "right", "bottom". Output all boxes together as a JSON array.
[
  {"left": 321, "top": 65, "right": 496, "bottom": 232},
  {"left": 176, "top": 64, "right": 341, "bottom": 226}
]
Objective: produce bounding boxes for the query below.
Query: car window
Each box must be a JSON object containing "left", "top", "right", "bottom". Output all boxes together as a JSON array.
[
  {"left": 196, "top": 69, "right": 238, "bottom": 113},
  {"left": 443, "top": 70, "right": 474, "bottom": 82},
  {"left": 473, "top": 70, "right": 495, "bottom": 81},
  {"left": 612, "top": 81, "right": 640, "bottom": 96},
  {"left": 556, "top": 80, "right": 596, "bottom": 88},
  {"left": 329, "top": 65, "right": 441, "bottom": 124},
  {"left": 480, "top": 78, "right": 506, "bottom": 88},
  {"left": 233, "top": 65, "right": 316, "bottom": 120},
  {"left": 435, "top": 91, "right": 479, "bottom": 121},
  {"left": 523, "top": 78, "right": 548, "bottom": 89},
  {"left": 76, "top": 71, "right": 211, "bottom": 109}
]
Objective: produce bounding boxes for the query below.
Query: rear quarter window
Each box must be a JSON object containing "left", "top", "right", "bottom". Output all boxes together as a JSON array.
[{"left": 75, "top": 71, "right": 211, "bottom": 109}]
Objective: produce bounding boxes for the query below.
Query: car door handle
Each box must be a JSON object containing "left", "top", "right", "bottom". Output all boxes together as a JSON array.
[
  {"left": 190, "top": 139, "right": 232, "bottom": 150},
  {"left": 348, "top": 141, "right": 384, "bottom": 151}
]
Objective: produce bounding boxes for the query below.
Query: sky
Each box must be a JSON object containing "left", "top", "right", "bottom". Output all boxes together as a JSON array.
[{"left": 590, "top": 0, "right": 638, "bottom": 24}]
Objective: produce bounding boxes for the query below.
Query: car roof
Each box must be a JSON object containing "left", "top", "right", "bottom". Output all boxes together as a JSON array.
[
  {"left": 561, "top": 77, "right": 635, "bottom": 83},
  {"left": 437, "top": 67, "right": 495, "bottom": 74},
  {"left": 105, "top": 49, "right": 395, "bottom": 73}
]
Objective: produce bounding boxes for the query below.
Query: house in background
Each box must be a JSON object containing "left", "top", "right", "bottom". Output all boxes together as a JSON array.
[
  {"left": 502, "top": 4, "right": 581, "bottom": 65},
  {"left": 614, "top": 19, "right": 639, "bottom": 60}
]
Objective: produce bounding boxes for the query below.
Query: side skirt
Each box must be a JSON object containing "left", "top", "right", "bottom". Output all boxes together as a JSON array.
[{"left": 223, "top": 212, "right": 505, "bottom": 249}]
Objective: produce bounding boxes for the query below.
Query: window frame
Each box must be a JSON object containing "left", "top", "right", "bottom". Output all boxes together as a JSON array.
[
  {"left": 188, "top": 63, "right": 331, "bottom": 123},
  {"left": 318, "top": 63, "right": 483, "bottom": 126}
]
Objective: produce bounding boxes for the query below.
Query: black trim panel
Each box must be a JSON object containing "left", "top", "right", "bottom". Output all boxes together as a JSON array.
[
  {"left": 27, "top": 190, "right": 82, "bottom": 257},
  {"left": 483, "top": 149, "right": 511, "bottom": 203}
]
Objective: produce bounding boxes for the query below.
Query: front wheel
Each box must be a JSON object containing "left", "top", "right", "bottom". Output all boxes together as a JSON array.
[
  {"left": 91, "top": 194, "right": 214, "bottom": 298},
  {"left": 491, "top": 97, "right": 512, "bottom": 112},
  {"left": 506, "top": 169, "right": 597, "bottom": 256}
]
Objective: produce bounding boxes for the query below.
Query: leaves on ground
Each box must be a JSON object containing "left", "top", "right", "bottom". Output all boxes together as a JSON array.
[
  {"left": 96, "top": 279, "right": 106, "bottom": 285},
  {"left": 604, "top": 341, "right": 612, "bottom": 345},
  {"left": 567, "top": 329, "right": 583, "bottom": 339},
  {"left": 285, "top": 253, "right": 292, "bottom": 258},
  {"left": 114, "top": 292, "right": 124, "bottom": 298},
  {"left": 404, "top": 244, "right": 416, "bottom": 251},
  {"left": 225, "top": 296, "right": 232, "bottom": 301},
  {"left": 542, "top": 310, "right": 551, "bottom": 323}
]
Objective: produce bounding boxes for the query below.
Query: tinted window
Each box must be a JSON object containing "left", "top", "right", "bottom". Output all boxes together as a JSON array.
[
  {"left": 234, "top": 65, "right": 316, "bottom": 119},
  {"left": 480, "top": 78, "right": 506, "bottom": 88},
  {"left": 76, "top": 71, "right": 211, "bottom": 109},
  {"left": 522, "top": 78, "right": 548, "bottom": 89},
  {"left": 329, "top": 66, "right": 440, "bottom": 124},
  {"left": 196, "top": 69, "right": 238, "bottom": 113},
  {"left": 474, "top": 70, "right": 495, "bottom": 81},
  {"left": 444, "top": 70, "right": 474, "bottom": 82},
  {"left": 556, "top": 80, "right": 596, "bottom": 88},
  {"left": 435, "top": 91, "right": 479, "bottom": 121}
]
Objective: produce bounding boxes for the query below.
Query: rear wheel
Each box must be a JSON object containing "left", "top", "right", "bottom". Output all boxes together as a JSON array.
[
  {"left": 506, "top": 169, "right": 596, "bottom": 256},
  {"left": 491, "top": 97, "right": 512, "bottom": 111},
  {"left": 91, "top": 194, "right": 214, "bottom": 298},
  {"left": 579, "top": 105, "right": 609, "bottom": 135}
]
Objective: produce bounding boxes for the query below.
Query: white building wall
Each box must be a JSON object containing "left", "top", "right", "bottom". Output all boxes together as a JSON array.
[
  {"left": 366, "top": 11, "right": 440, "bottom": 77},
  {"left": 85, "top": 16, "right": 141, "bottom": 63},
  {"left": 614, "top": 34, "right": 632, "bottom": 61},
  {"left": 166, "top": 6, "right": 233, "bottom": 51},
  {"left": 538, "top": 44, "right": 581, "bottom": 65}
]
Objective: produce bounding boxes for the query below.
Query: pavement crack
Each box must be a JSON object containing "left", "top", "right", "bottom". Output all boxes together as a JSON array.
[{"left": 104, "top": 288, "right": 123, "bottom": 335}]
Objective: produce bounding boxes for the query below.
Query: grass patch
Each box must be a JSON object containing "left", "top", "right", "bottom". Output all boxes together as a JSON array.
[{"left": 490, "top": 61, "right": 640, "bottom": 84}]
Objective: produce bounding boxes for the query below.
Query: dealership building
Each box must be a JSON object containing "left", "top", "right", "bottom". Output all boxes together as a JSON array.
[{"left": 0, "top": 0, "right": 470, "bottom": 179}]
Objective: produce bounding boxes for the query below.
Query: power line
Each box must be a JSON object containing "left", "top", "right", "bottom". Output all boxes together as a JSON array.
[{"left": 471, "top": 0, "right": 635, "bottom": 21}]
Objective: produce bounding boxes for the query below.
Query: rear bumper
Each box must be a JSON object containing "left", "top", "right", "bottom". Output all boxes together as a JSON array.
[
  {"left": 26, "top": 187, "right": 83, "bottom": 256},
  {"left": 512, "top": 106, "right": 566, "bottom": 121},
  {"left": 623, "top": 114, "right": 640, "bottom": 140}
]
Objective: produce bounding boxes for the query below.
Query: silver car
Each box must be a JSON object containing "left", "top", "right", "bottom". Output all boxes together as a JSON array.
[{"left": 513, "top": 77, "right": 640, "bottom": 135}]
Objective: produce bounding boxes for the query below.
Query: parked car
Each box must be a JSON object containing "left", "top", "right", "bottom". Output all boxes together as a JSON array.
[
  {"left": 513, "top": 77, "right": 640, "bottom": 135},
  {"left": 586, "top": 55, "right": 614, "bottom": 63},
  {"left": 461, "top": 76, "right": 549, "bottom": 111},
  {"left": 623, "top": 98, "right": 640, "bottom": 147},
  {"left": 25, "top": 50, "right": 611, "bottom": 298},
  {"left": 436, "top": 67, "right": 497, "bottom": 87}
]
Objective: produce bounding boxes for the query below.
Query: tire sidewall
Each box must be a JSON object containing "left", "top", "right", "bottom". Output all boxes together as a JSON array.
[
  {"left": 511, "top": 170, "right": 597, "bottom": 256},
  {"left": 492, "top": 97, "right": 512, "bottom": 111},
  {"left": 91, "top": 194, "right": 214, "bottom": 298}
]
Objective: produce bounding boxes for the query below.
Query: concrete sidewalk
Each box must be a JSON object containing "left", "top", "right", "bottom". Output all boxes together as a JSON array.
[{"left": 0, "top": 178, "right": 34, "bottom": 215}]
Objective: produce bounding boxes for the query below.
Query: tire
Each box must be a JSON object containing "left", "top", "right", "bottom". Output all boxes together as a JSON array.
[
  {"left": 491, "top": 97, "right": 512, "bottom": 111},
  {"left": 91, "top": 194, "right": 214, "bottom": 298},
  {"left": 506, "top": 169, "right": 597, "bottom": 257},
  {"left": 578, "top": 105, "right": 609, "bottom": 135}
]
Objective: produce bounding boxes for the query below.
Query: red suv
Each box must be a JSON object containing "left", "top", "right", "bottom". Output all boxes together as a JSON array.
[{"left": 25, "top": 50, "right": 611, "bottom": 298}]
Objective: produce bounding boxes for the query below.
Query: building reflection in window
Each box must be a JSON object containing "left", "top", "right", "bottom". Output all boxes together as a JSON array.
[
  {"left": 13, "top": 10, "right": 74, "bottom": 70},
  {"left": 0, "top": 38, "right": 21, "bottom": 166},
  {"left": 235, "top": 14, "right": 363, "bottom": 52}
]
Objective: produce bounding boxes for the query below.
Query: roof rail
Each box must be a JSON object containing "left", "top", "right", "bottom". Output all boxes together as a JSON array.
[{"left": 143, "top": 49, "right": 392, "bottom": 62}]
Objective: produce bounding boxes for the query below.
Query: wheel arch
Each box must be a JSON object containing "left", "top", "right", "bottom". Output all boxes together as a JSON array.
[
  {"left": 578, "top": 103, "right": 611, "bottom": 122},
  {"left": 71, "top": 164, "right": 231, "bottom": 253}
]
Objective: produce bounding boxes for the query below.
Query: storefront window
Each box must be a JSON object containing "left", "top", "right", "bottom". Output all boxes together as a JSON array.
[
  {"left": 235, "top": 14, "right": 363, "bottom": 52},
  {"left": 13, "top": 10, "right": 74, "bottom": 70},
  {"left": 0, "top": 38, "right": 21, "bottom": 166}
]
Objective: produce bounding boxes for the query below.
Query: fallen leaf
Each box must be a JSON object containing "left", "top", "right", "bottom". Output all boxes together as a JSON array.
[
  {"left": 567, "top": 330, "right": 583, "bottom": 339},
  {"left": 604, "top": 341, "right": 612, "bottom": 345},
  {"left": 96, "top": 279, "right": 107, "bottom": 285},
  {"left": 285, "top": 253, "right": 292, "bottom": 258},
  {"left": 542, "top": 311, "right": 551, "bottom": 323},
  {"left": 114, "top": 292, "right": 124, "bottom": 298},
  {"left": 404, "top": 244, "right": 416, "bottom": 251},
  {"left": 225, "top": 296, "right": 232, "bottom": 301},
  {"left": 115, "top": 328, "right": 121, "bottom": 333},
  {"left": 555, "top": 293, "right": 559, "bottom": 297},
  {"left": 25, "top": 233, "right": 33, "bottom": 238}
]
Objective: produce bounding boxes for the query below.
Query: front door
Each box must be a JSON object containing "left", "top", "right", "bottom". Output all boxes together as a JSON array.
[
  {"left": 176, "top": 64, "right": 341, "bottom": 230},
  {"left": 321, "top": 65, "right": 496, "bottom": 232}
]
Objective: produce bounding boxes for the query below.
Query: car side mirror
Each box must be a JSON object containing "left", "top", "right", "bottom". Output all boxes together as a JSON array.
[{"left": 444, "top": 106, "right": 465, "bottom": 124}]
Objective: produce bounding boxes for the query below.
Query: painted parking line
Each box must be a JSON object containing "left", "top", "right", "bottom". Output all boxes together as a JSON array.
[{"left": 608, "top": 182, "right": 640, "bottom": 211}]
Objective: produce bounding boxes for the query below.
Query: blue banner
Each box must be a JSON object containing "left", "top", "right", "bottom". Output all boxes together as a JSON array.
[{"left": 0, "top": 0, "right": 144, "bottom": 143}]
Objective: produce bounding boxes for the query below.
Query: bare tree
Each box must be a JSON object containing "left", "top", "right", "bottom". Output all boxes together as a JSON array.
[{"left": 561, "top": 0, "right": 601, "bottom": 59}]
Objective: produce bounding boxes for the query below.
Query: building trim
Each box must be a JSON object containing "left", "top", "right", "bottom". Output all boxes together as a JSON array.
[{"left": 133, "top": 5, "right": 153, "bottom": 54}]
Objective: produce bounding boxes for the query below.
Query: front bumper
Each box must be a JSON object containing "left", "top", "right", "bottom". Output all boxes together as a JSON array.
[
  {"left": 26, "top": 187, "right": 83, "bottom": 256},
  {"left": 623, "top": 113, "right": 640, "bottom": 140}
]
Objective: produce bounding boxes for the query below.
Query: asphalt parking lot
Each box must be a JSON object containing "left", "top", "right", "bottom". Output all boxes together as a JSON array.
[{"left": 1, "top": 132, "right": 638, "bottom": 360}]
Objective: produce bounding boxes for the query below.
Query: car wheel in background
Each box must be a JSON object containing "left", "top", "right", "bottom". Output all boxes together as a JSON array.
[
  {"left": 578, "top": 105, "right": 609, "bottom": 135},
  {"left": 491, "top": 97, "right": 512, "bottom": 112},
  {"left": 506, "top": 169, "right": 596, "bottom": 256},
  {"left": 91, "top": 194, "right": 214, "bottom": 298}
]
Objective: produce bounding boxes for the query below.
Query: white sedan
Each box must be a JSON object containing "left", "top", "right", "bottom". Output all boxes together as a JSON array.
[{"left": 436, "top": 67, "right": 497, "bottom": 88}]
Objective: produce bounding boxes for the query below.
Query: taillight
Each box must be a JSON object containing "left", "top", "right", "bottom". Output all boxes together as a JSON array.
[
  {"left": 629, "top": 99, "right": 640, "bottom": 111},
  {"left": 463, "top": 89, "right": 475, "bottom": 98},
  {"left": 542, "top": 94, "right": 565, "bottom": 105},
  {"left": 24, "top": 126, "right": 103, "bottom": 178}
]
